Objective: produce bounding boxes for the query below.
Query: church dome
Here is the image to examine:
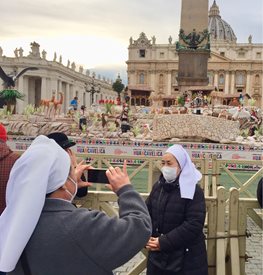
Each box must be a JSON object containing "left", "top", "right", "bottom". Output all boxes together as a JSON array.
[{"left": 208, "top": 0, "right": 237, "bottom": 42}]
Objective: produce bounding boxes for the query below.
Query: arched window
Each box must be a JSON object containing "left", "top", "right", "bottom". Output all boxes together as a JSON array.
[
  {"left": 139, "top": 73, "right": 144, "bottom": 84},
  {"left": 219, "top": 74, "right": 224, "bottom": 85}
]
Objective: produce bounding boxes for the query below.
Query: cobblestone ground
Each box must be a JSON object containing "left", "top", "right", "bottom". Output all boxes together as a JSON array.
[
  {"left": 245, "top": 217, "right": 263, "bottom": 275},
  {"left": 114, "top": 217, "right": 262, "bottom": 275}
]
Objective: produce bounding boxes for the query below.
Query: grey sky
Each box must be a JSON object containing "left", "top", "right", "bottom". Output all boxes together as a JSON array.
[{"left": 0, "top": 0, "right": 262, "bottom": 80}]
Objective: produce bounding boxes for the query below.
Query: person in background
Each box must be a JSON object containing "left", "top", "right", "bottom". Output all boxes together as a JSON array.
[
  {"left": 146, "top": 144, "right": 208, "bottom": 275},
  {"left": 47, "top": 132, "right": 89, "bottom": 198},
  {"left": 257, "top": 177, "right": 262, "bottom": 208},
  {"left": 0, "top": 135, "right": 152, "bottom": 274},
  {"left": 0, "top": 124, "right": 19, "bottom": 215},
  {"left": 70, "top": 96, "right": 78, "bottom": 111}
]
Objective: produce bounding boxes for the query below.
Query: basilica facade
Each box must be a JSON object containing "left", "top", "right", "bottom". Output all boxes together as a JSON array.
[
  {"left": 126, "top": 1, "right": 263, "bottom": 108},
  {"left": 0, "top": 42, "right": 116, "bottom": 114}
]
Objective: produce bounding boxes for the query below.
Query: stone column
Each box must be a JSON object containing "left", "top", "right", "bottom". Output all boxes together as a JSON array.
[
  {"left": 51, "top": 78, "right": 58, "bottom": 96},
  {"left": 41, "top": 77, "right": 47, "bottom": 99},
  {"left": 167, "top": 71, "right": 172, "bottom": 95},
  {"left": 23, "top": 77, "right": 29, "bottom": 106},
  {"left": 224, "top": 71, "right": 230, "bottom": 94},
  {"left": 214, "top": 72, "right": 219, "bottom": 89},
  {"left": 180, "top": 0, "right": 208, "bottom": 34},
  {"left": 58, "top": 80, "right": 62, "bottom": 92},
  {"left": 246, "top": 71, "right": 251, "bottom": 96},
  {"left": 177, "top": 0, "right": 209, "bottom": 91},
  {"left": 65, "top": 83, "right": 70, "bottom": 112},
  {"left": 16, "top": 76, "right": 24, "bottom": 114},
  {"left": 150, "top": 71, "right": 156, "bottom": 92},
  {"left": 230, "top": 71, "right": 235, "bottom": 94}
]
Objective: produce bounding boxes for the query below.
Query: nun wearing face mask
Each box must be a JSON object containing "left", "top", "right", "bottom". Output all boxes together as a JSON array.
[{"left": 145, "top": 144, "right": 208, "bottom": 275}]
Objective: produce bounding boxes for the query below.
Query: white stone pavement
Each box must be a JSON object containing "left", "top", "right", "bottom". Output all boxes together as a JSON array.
[{"left": 114, "top": 217, "right": 262, "bottom": 275}]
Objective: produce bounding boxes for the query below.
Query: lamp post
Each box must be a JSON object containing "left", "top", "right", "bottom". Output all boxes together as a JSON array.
[{"left": 85, "top": 73, "right": 101, "bottom": 105}]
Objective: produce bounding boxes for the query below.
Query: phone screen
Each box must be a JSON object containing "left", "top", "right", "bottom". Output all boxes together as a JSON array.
[{"left": 87, "top": 169, "right": 109, "bottom": 184}]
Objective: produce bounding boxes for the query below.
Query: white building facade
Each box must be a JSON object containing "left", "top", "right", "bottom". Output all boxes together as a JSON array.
[
  {"left": 126, "top": 1, "right": 263, "bottom": 108},
  {"left": 0, "top": 42, "right": 116, "bottom": 114}
]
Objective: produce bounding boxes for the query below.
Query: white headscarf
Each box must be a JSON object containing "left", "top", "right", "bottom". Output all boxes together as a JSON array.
[
  {"left": 0, "top": 135, "right": 70, "bottom": 272},
  {"left": 165, "top": 144, "right": 202, "bottom": 199}
]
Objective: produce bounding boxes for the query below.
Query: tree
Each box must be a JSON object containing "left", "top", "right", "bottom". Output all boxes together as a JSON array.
[
  {"left": 112, "top": 74, "right": 124, "bottom": 101},
  {"left": 0, "top": 89, "right": 24, "bottom": 113}
]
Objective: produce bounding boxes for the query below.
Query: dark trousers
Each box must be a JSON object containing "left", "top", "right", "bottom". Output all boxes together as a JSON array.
[{"left": 0, "top": 272, "right": 6, "bottom": 275}]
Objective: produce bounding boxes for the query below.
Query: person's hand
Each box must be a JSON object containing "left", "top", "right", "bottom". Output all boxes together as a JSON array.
[
  {"left": 75, "top": 160, "right": 93, "bottom": 188},
  {"left": 105, "top": 160, "right": 130, "bottom": 193},
  {"left": 146, "top": 237, "right": 160, "bottom": 251},
  {"left": 67, "top": 148, "right": 78, "bottom": 168}
]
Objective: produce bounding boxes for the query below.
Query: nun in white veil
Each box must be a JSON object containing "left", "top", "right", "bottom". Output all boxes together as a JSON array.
[
  {"left": 145, "top": 144, "right": 208, "bottom": 275},
  {"left": 0, "top": 135, "right": 70, "bottom": 273}
]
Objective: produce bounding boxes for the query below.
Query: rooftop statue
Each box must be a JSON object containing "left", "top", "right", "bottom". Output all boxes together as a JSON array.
[
  {"left": 28, "top": 41, "right": 40, "bottom": 58},
  {"left": 0, "top": 66, "right": 39, "bottom": 89}
]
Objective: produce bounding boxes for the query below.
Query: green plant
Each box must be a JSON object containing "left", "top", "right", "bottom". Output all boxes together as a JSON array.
[
  {"left": 131, "top": 125, "right": 141, "bottom": 137},
  {"left": 240, "top": 129, "right": 249, "bottom": 137},
  {"left": 0, "top": 89, "right": 24, "bottom": 113},
  {"left": 23, "top": 104, "right": 36, "bottom": 116},
  {"left": 177, "top": 96, "right": 185, "bottom": 106},
  {"left": 108, "top": 122, "right": 117, "bottom": 132},
  {"left": 105, "top": 103, "right": 113, "bottom": 114},
  {"left": 112, "top": 74, "right": 124, "bottom": 101}
]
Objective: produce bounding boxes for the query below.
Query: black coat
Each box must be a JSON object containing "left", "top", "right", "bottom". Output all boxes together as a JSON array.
[{"left": 146, "top": 175, "right": 208, "bottom": 275}]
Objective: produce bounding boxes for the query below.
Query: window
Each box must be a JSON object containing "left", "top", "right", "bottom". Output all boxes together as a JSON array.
[
  {"left": 139, "top": 49, "right": 145, "bottom": 58},
  {"left": 139, "top": 73, "right": 145, "bottom": 84},
  {"left": 219, "top": 74, "right": 224, "bottom": 85},
  {"left": 238, "top": 52, "right": 245, "bottom": 58},
  {"left": 236, "top": 73, "right": 245, "bottom": 85},
  {"left": 160, "top": 52, "right": 165, "bottom": 58},
  {"left": 256, "top": 52, "right": 261, "bottom": 59},
  {"left": 220, "top": 52, "right": 225, "bottom": 57},
  {"left": 208, "top": 73, "right": 213, "bottom": 85}
]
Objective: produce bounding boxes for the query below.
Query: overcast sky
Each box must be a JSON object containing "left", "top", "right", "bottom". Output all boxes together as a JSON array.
[{"left": 0, "top": 0, "right": 262, "bottom": 81}]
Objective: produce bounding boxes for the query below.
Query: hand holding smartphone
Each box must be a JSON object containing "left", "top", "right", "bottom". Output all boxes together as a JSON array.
[{"left": 87, "top": 169, "right": 109, "bottom": 184}]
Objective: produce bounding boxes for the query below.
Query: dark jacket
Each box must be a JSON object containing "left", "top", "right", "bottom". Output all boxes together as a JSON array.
[
  {"left": 146, "top": 175, "right": 208, "bottom": 275},
  {"left": 9, "top": 185, "right": 152, "bottom": 275},
  {"left": 0, "top": 142, "right": 19, "bottom": 214},
  {"left": 257, "top": 178, "right": 262, "bottom": 208}
]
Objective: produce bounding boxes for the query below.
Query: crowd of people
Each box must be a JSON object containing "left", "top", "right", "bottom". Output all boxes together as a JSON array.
[{"left": 0, "top": 123, "right": 261, "bottom": 275}]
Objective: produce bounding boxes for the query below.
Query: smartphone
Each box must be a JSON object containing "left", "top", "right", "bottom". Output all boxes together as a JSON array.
[{"left": 87, "top": 169, "right": 109, "bottom": 184}]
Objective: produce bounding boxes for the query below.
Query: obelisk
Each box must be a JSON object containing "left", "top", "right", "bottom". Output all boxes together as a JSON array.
[{"left": 176, "top": 0, "right": 210, "bottom": 94}]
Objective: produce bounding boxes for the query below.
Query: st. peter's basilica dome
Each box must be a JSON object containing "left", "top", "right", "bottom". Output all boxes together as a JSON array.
[{"left": 208, "top": 0, "right": 237, "bottom": 43}]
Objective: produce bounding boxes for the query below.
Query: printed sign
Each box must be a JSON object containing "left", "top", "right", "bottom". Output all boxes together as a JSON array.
[{"left": 7, "top": 136, "right": 262, "bottom": 162}]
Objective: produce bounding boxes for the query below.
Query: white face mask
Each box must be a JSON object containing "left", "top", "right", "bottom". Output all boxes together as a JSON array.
[
  {"left": 66, "top": 176, "right": 78, "bottom": 202},
  {"left": 161, "top": 166, "right": 178, "bottom": 183}
]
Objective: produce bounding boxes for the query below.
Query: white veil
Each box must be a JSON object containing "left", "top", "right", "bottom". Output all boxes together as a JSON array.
[
  {"left": 166, "top": 144, "right": 202, "bottom": 199},
  {"left": 0, "top": 135, "right": 70, "bottom": 272}
]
